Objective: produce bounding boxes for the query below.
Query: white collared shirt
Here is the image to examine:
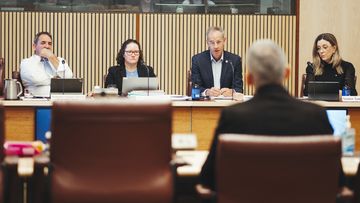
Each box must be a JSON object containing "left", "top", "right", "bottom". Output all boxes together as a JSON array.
[
  {"left": 20, "top": 54, "right": 73, "bottom": 97},
  {"left": 210, "top": 54, "right": 224, "bottom": 89}
]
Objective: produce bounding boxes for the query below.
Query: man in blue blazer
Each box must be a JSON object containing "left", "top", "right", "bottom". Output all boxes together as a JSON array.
[{"left": 191, "top": 26, "right": 243, "bottom": 96}]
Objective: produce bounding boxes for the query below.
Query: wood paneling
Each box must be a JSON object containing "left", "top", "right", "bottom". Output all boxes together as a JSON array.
[
  {"left": 0, "top": 12, "right": 136, "bottom": 93},
  {"left": 1, "top": 12, "right": 296, "bottom": 95},
  {"left": 139, "top": 14, "right": 296, "bottom": 95},
  {"left": 298, "top": 0, "right": 360, "bottom": 96},
  {"left": 5, "top": 107, "right": 34, "bottom": 141}
]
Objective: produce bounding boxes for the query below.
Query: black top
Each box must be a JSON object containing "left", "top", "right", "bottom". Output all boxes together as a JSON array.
[
  {"left": 191, "top": 50, "right": 243, "bottom": 93},
  {"left": 199, "top": 84, "right": 335, "bottom": 190},
  {"left": 105, "top": 64, "right": 156, "bottom": 95},
  {"left": 304, "top": 60, "right": 357, "bottom": 96}
]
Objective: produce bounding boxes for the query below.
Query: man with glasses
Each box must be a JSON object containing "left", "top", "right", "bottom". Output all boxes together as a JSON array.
[
  {"left": 20, "top": 31, "right": 73, "bottom": 97},
  {"left": 191, "top": 26, "right": 243, "bottom": 97}
]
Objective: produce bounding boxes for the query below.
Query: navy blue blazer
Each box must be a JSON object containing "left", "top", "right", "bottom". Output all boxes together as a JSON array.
[
  {"left": 191, "top": 50, "right": 243, "bottom": 93},
  {"left": 105, "top": 64, "right": 156, "bottom": 95}
]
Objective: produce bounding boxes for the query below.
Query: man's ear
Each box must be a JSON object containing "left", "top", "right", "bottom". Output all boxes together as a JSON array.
[
  {"left": 246, "top": 73, "right": 254, "bottom": 86},
  {"left": 284, "top": 68, "right": 290, "bottom": 80}
]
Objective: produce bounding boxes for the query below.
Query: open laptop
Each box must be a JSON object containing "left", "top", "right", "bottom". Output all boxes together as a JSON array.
[
  {"left": 121, "top": 77, "right": 158, "bottom": 95},
  {"left": 51, "top": 78, "right": 83, "bottom": 94},
  {"left": 326, "top": 109, "right": 347, "bottom": 136},
  {"left": 307, "top": 81, "right": 339, "bottom": 101}
]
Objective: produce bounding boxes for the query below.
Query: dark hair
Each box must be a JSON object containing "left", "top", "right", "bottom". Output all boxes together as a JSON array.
[
  {"left": 33, "top": 31, "right": 52, "bottom": 44},
  {"left": 116, "top": 39, "right": 144, "bottom": 66}
]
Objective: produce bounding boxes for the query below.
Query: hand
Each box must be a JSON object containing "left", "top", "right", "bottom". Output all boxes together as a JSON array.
[
  {"left": 220, "top": 88, "right": 233, "bottom": 97},
  {"left": 39, "top": 48, "right": 54, "bottom": 59},
  {"left": 206, "top": 87, "right": 221, "bottom": 97},
  {"left": 233, "top": 92, "right": 244, "bottom": 101}
]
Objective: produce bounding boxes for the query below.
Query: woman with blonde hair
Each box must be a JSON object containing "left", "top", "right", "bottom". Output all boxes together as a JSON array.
[{"left": 304, "top": 33, "right": 357, "bottom": 96}]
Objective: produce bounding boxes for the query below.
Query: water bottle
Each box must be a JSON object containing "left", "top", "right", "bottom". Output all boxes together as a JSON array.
[
  {"left": 191, "top": 84, "right": 201, "bottom": 101},
  {"left": 342, "top": 84, "right": 351, "bottom": 96},
  {"left": 342, "top": 115, "right": 355, "bottom": 155}
]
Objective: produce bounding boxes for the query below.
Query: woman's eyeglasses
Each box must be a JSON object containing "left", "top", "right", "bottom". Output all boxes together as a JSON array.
[{"left": 125, "top": 50, "right": 140, "bottom": 55}]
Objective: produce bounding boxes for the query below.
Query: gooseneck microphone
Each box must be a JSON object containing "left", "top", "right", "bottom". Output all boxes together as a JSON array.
[
  {"left": 225, "top": 59, "right": 235, "bottom": 100},
  {"left": 141, "top": 61, "right": 150, "bottom": 96},
  {"left": 307, "top": 61, "right": 314, "bottom": 68},
  {"left": 61, "top": 59, "right": 66, "bottom": 95}
]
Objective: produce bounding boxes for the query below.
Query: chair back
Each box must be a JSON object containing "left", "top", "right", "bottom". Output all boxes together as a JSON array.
[
  {"left": 0, "top": 105, "right": 3, "bottom": 200},
  {"left": 300, "top": 73, "right": 306, "bottom": 97},
  {"left": 50, "top": 100, "right": 173, "bottom": 203},
  {"left": 216, "top": 134, "right": 341, "bottom": 203},
  {"left": 0, "top": 58, "right": 4, "bottom": 96},
  {"left": 186, "top": 69, "right": 192, "bottom": 96}
]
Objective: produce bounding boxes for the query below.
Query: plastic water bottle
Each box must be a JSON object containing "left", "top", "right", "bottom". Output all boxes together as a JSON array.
[
  {"left": 342, "top": 85, "right": 351, "bottom": 96},
  {"left": 342, "top": 115, "right": 355, "bottom": 155},
  {"left": 191, "top": 84, "right": 201, "bottom": 101}
]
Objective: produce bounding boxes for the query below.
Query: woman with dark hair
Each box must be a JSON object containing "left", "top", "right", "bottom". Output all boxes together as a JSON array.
[
  {"left": 105, "top": 39, "right": 156, "bottom": 95},
  {"left": 304, "top": 33, "right": 357, "bottom": 96}
]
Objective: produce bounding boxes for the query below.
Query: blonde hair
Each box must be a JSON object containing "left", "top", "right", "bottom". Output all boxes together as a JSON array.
[
  {"left": 206, "top": 26, "right": 225, "bottom": 39},
  {"left": 312, "top": 33, "right": 342, "bottom": 75}
]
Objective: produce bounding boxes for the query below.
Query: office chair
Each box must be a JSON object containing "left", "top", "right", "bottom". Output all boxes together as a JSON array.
[
  {"left": 0, "top": 58, "right": 4, "bottom": 96},
  {"left": 186, "top": 69, "right": 192, "bottom": 96},
  {"left": 300, "top": 73, "right": 306, "bottom": 97},
  {"left": 43, "top": 100, "right": 174, "bottom": 203},
  {"left": 198, "top": 134, "right": 342, "bottom": 203}
]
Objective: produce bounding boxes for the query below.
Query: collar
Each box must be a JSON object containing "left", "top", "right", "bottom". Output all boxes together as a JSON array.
[
  {"left": 32, "top": 54, "right": 42, "bottom": 61},
  {"left": 254, "top": 84, "right": 290, "bottom": 97},
  {"left": 210, "top": 52, "right": 224, "bottom": 63}
]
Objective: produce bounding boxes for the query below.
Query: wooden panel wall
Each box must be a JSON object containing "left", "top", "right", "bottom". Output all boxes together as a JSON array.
[
  {"left": 299, "top": 0, "right": 360, "bottom": 96},
  {"left": 0, "top": 12, "right": 136, "bottom": 93},
  {"left": 140, "top": 14, "right": 296, "bottom": 95},
  {"left": 1, "top": 12, "right": 296, "bottom": 95}
]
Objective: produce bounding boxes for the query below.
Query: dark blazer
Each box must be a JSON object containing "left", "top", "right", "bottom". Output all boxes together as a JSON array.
[
  {"left": 191, "top": 50, "right": 243, "bottom": 93},
  {"left": 199, "top": 84, "right": 334, "bottom": 190},
  {"left": 105, "top": 64, "right": 156, "bottom": 95},
  {"left": 304, "top": 60, "right": 358, "bottom": 96}
]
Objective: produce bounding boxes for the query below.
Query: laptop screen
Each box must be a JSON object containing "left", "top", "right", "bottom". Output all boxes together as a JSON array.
[
  {"left": 326, "top": 109, "right": 347, "bottom": 136},
  {"left": 308, "top": 81, "right": 339, "bottom": 101}
]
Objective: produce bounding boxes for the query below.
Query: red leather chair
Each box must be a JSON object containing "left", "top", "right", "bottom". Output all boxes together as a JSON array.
[
  {"left": 45, "top": 100, "right": 174, "bottom": 203},
  {"left": 198, "top": 134, "right": 341, "bottom": 203}
]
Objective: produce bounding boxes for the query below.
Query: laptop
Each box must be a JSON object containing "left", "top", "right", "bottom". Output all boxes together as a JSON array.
[
  {"left": 51, "top": 78, "right": 83, "bottom": 94},
  {"left": 307, "top": 81, "right": 339, "bottom": 101},
  {"left": 326, "top": 109, "right": 347, "bottom": 136},
  {"left": 121, "top": 77, "right": 158, "bottom": 95}
]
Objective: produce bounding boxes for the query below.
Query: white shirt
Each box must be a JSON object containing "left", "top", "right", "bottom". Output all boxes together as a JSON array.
[
  {"left": 20, "top": 54, "right": 73, "bottom": 97},
  {"left": 210, "top": 54, "right": 223, "bottom": 89}
]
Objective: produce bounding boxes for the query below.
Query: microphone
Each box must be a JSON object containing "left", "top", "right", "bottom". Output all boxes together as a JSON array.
[
  {"left": 307, "top": 61, "right": 314, "bottom": 68},
  {"left": 61, "top": 59, "right": 66, "bottom": 95},
  {"left": 225, "top": 60, "right": 235, "bottom": 100},
  {"left": 141, "top": 61, "right": 150, "bottom": 96}
]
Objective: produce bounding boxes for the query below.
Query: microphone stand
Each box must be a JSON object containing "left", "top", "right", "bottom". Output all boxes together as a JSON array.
[
  {"left": 226, "top": 60, "right": 235, "bottom": 101},
  {"left": 142, "top": 61, "right": 150, "bottom": 96},
  {"left": 61, "top": 60, "right": 66, "bottom": 95}
]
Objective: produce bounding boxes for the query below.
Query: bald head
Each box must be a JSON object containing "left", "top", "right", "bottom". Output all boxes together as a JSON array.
[{"left": 246, "top": 39, "right": 287, "bottom": 87}]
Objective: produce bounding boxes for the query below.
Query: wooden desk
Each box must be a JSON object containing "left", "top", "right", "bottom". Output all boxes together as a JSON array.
[{"left": 2, "top": 99, "right": 360, "bottom": 151}]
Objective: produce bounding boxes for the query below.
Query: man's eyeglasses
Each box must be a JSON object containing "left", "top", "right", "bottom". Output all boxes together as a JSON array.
[{"left": 125, "top": 50, "right": 140, "bottom": 55}]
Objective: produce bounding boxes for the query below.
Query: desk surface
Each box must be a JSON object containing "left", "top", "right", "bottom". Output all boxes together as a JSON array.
[
  {"left": 176, "top": 150, "right": 360, "bottom": 177},
  {"left": 2, "top": 98, "right": 360, "bottom": 108}
]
